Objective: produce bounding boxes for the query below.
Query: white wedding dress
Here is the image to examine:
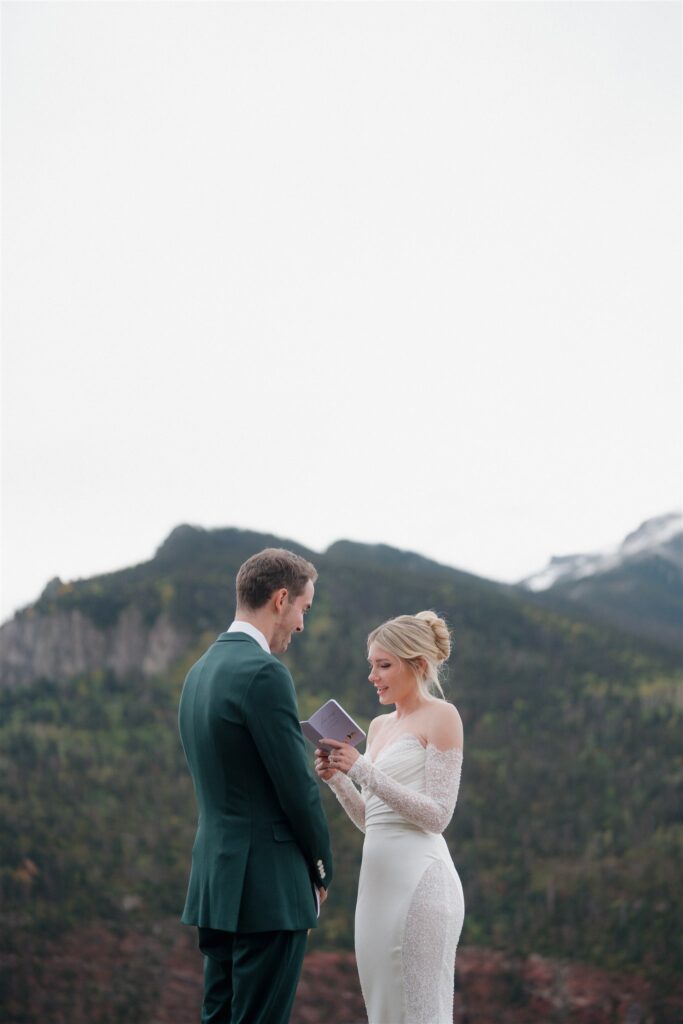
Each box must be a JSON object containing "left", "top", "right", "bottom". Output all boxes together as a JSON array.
[{"left": 327, "top": 734, "right": 465, "bottom": 1024}]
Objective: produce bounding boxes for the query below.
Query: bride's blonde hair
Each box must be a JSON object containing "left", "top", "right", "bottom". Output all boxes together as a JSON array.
[{"left": 367, "top": 611, "right": 452, "bottom": 699}]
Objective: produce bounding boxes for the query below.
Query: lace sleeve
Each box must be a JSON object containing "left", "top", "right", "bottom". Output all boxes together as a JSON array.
[
  {"left": 325, "top": 771, "right": 366, "bottom": 834},
  {"left": 347, "top": 744, "right": 463, "bottom": 834}
]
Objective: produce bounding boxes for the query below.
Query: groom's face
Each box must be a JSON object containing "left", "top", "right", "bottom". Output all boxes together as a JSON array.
[{"left": 270, "top": 579, "right": 315, "bottom": 654}]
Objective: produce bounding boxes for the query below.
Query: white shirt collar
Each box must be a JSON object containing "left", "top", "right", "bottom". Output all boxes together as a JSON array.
[{"left": 227, "top": 620, "right": 271, "bottom": 653}]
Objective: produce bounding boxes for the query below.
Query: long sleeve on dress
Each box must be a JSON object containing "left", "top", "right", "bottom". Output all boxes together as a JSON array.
[
  {"left": 326, "top": 771, "right": 366, "bottom": 833},
  {"left": 347, "top": 743, "right": 463, "bottom": 834}
]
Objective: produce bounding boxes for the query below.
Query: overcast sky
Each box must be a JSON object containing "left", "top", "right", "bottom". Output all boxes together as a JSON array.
[{"left": 2, "top": 1, "right": 681, "bottom": 624}]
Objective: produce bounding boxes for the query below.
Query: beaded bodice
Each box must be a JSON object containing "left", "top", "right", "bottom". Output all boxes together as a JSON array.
[
  {"left": 364, "top": 735, "right": 432, "bottom": 828},
  {"left": 327, "top": 734, "right": 463, "bottom": 835}
]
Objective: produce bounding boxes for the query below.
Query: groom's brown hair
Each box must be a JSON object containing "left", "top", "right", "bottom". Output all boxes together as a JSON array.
[{"left": 236, "top": 548, "right": 318, "bottom": 610}]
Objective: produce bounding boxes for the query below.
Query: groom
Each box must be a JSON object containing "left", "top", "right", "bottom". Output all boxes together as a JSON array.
[{"left": 178, "top": 548, "right": 333, "bottom": 1024}]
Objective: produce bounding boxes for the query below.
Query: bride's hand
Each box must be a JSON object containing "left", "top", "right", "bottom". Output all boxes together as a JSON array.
[
  {"left": 315, "top": 748, "right": 338, "bottom": 781},
  {"left": 319, "top": 739, "right": 360, "bottom": 775}
]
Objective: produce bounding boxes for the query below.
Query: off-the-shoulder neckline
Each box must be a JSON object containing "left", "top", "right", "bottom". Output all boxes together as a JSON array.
[
  {"left": 368, "top": 732, "right": 425, "bottom": 764},
  {"left": 368, "top": 733, "right": 463, "bottom": 765}
]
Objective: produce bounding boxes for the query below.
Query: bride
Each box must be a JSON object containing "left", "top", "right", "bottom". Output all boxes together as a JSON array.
[{"left": 316, "top": 611, "right": 465, "bottom": 1024}]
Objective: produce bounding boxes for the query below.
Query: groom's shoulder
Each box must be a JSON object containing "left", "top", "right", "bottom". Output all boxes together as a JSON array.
[
  {"left": 242, "top": 655, "right": 297, "bottom": 711},
  {"left": 182, "top": 635, "right": 270, "bottom": 685},
  {"left": 212, "top": 635, "right": 292, "bottom": 680},
  {"left": 214, "top": 633, "right": 271, "bottom": 660}
]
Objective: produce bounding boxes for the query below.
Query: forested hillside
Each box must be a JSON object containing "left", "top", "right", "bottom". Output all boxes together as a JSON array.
[{"left": 1, "top": 525, "right": 681, "bottom": 1022}]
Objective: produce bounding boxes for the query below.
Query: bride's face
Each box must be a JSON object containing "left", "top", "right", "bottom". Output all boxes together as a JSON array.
[{"left": 367, "top": 643, "right": 416, "bottom": 706}]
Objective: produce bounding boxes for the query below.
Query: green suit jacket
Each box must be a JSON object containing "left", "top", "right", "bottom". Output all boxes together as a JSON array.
[{"left": 178, "top": 632, "right": 332, "bottom": 933}]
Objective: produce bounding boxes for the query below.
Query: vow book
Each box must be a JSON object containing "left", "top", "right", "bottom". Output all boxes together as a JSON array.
[{"left": 300, "top": 699, "right": 366, "bottom": 751}]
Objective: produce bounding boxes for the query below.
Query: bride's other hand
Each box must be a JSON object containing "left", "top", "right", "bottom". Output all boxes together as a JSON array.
[
  {"left": 319, "top": 739, "right": 360, "bottom": 775},
  {"left": 315, "top": 748, "right": 337, "bottom": 781}
]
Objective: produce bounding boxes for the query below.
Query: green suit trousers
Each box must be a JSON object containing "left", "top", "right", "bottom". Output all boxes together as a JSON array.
[{"left": 199, "top": 928, "right": 308, "bottom": 1023}]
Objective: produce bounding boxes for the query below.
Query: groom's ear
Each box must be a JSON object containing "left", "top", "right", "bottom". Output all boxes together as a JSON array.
[{"left": 272, "top": 588, "right": 289, "bottom": 613}]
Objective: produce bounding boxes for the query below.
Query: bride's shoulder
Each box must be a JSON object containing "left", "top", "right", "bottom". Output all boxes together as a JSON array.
[
  {"left": 424, "top": 700, "right": 463, "bottom": 752},
  {"left": 367, "top": 713, "right": 395, "bottom": 740}
]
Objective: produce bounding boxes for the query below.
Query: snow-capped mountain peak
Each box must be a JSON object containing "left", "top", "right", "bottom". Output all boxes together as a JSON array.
[
  {"left": 521, "top": 512, "right": 683, "bottom": 592},
  {"left": 620, "top": 512, "right": 683, "bottom": 558}
]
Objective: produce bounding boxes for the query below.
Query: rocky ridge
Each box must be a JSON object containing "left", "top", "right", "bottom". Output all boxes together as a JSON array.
[{"left": 0, "top": 607, "right": 189, "bottom": 687}]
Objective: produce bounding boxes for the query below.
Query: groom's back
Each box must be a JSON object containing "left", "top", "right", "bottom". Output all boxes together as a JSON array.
[{"left": 179, "top": 633, "right": 286, "bottom": 823}]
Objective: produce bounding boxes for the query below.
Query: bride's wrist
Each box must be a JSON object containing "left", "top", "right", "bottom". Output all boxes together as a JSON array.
[{"left": 348, "top": 755, "right": 369, "bottom": 785}]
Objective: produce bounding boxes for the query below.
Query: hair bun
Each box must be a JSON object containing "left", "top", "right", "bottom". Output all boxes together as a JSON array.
[{"left": 415, "top": 610, "right": 451, "bottom": 662}]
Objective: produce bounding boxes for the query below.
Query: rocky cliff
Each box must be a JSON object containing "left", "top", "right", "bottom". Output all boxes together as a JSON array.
[{"left": 0, "top": 608, "right": 189, "bottom": 687}]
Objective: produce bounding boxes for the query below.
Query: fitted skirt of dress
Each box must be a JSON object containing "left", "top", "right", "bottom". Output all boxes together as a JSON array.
[{"left": 355, "top": 822, "right": 465, "bottom": 1024}]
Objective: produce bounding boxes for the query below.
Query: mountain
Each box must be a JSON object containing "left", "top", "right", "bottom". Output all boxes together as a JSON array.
[
  {"left": 520, "top": 513, "right": 683, "bottom": 650},
  {"left": 1, "top": 524, "right": 682, "bottom": 1023},
  {"left": 0, "top": 525, "right": 317, "bottom": 687}
]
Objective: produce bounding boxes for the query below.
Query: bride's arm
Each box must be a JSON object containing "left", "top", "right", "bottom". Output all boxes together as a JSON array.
[
  {"left": 348, "top": 743, "right": 462, "bottom": 833},
  {"left": 325, "top": 772, "right": 366, "bottom": 833},
  {"left": 347, "top": 708, "right": 464, "bottom": 834}
]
